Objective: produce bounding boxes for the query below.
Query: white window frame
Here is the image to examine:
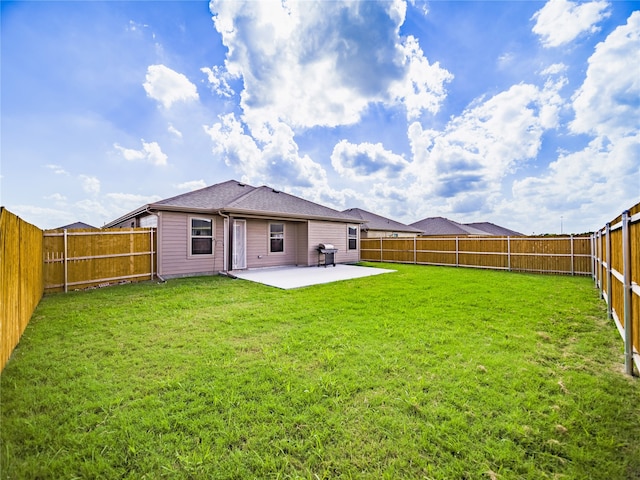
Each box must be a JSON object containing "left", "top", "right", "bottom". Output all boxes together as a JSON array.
[
  {"left": 269, "top": 222, "right": 285, "bottom": 254},
  {"left": 189, "top": 216, "right": 214, "bottom": 257},
  {"left": 347, "top": 225, "right": 358, "bottom": 250}
]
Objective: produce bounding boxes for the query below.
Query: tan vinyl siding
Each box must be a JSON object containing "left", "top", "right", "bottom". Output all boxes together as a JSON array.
[
  {"left": 296, "top": 222, "right": 309, "bottom": 265},
  {"left": 158, "top": 212, "right": 224, "bottom": 277},
  {"left": 307, "top": 220, "right": 360, "bottom": 265},
  {"left": 245, "top": 219, "right": 299, "bottom": 269}
]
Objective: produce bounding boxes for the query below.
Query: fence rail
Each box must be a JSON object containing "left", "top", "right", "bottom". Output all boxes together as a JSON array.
[
  {"left": 43, "top": 228, "right": 156, "bottom": 293},
  {"left": 361, "top": 235, "right": 592, "bottom": 276},
  {"left": 592, "top": 202, "right": 640, "bottom": 375},
  {"left": 1, "top": 208, "right": 43, "bottom": 372}
]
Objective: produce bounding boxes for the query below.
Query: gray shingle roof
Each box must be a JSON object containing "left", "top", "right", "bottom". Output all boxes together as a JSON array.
[
  {"left": 343, "top": 208, "right": 422, "bottom": 233},
  {"left": 54, "top": 221, "right": 98, "bottom": 230},
  {"left": 228, "top": 186, "right": 359, "bottom": 221},
  {"left": 153, "top": 180, "right": 252, "bottom": 210},
  {"left": 410, "top": 217, "right": 523, "bottom": 236},
  {"left": 106, "top": 180, "right": 360, "bottom": 226},
  {"left": 465, "top": 222, "right": 523, "bottom": 236}
]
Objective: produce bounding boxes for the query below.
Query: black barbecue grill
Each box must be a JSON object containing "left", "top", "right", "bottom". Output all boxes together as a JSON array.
[{"left": 317, "top": 243, "right": 338, "bottom": 267}]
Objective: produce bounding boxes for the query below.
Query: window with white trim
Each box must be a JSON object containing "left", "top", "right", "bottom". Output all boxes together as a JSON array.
[
  {"left": 348, "top": 225, "right": 358, "bottom": 250},
  {"left": 190, "top": 217, "right": 213, "bottom": 255},
  {"left": 269, "top": 223, "right": 284, "bottom": 253}
]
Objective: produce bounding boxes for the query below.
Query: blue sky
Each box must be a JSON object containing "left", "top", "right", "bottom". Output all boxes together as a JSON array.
[{"left": 2, "top": 0, "right": 639, "bottom": 234}]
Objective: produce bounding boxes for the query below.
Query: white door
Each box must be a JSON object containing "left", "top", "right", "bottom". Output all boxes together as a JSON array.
[{"left": 232, "top": 220, "right": 246, "bottom": 270}]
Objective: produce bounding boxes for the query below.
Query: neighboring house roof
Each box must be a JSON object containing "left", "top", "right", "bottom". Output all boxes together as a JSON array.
[
  {"left": 342, "top": 208, "right": 422, "bottom": 234},
  {"left": 104, "top": 180, "right": 361, "bottom": 227},
  {"left": 54, "top": 221, "right": 98, "bottom": 230},
  {"left": 465, "top": 222, "right": 523, "bottom": 236},
  {"left": 410, "top": 217, "right": 523, "bottom": 236}
]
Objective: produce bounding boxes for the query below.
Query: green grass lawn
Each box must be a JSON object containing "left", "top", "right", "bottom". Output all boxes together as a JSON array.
[{"left": 2, "top": 263, "right": 639, "bottom": 479}]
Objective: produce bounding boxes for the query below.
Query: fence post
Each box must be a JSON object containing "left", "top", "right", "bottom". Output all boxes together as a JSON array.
[
  {"left": 570, "top": 234, "right": 574, "bottom": 276},
  {"left": 622, "top": 210, "right": 634, "bottom": 376},
  {"left": 597, "top": 229, "right": 603, "bottom": 298},
  {"left": 63, "top": 229, "right": 68, "bottom": 293},
  {"left": 605, "top": 223, "right": 612, "bottom": 320},
  {"left": 150, "top": 228, "right": 154, "bottom": 281},
  {"left": 507, "top": 236, "right": 511, "bottom": 271},
  {"left": 455, "top": 237, "right": 459, "bottom": 267},
  {"left": 591, "top": 234, "right": 596, "bottom": 284},
  {"left": 379, "top": 237, "right": 383, "bottom": 262}
]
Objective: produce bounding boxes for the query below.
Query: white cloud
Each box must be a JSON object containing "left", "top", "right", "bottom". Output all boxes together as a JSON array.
[
  {"left": 176, "top": 180, "right": 207, "bottom": 191},
  {"left": 204, "top": 113, "right": 327, "bottom": 189},
  {"left": 407, "top": 80, "right": 565, "bottom": 213},
  {"left": 75, "top": 199, "right": 111, "bottom": 218},
  {"left": 105, "top": 193, "right": 163, "bottom": 219},
  {"left": 44, "top": 193, "right": 67, "bottom": 203},
  {"left": 209, "top": 0, "right": 451, "bottom": 128},
  {"left": 505, "top": 12, "right": 640, "bottom": 233},
  {"left": 388, "top": 35, "right": 454, "bottom": 119},
  {"left": 114, "top": 140, "right": 168, "bottom": 166},
  {"left": 143, "top": 64, "right": 199, "bottom": 108},
  {"left": 45, "top": 164, "right": 69, "bottom": 175},
  {"left": 331, "top": 140, "right": 409, "bottom": 180},
  {"left": 510, "top": 134, "right": 640, "bottom": 232},
  {"left": 167, "top": 123, "right": 183, "bottom": 138},
  {"left": 8, "top": 205, "right": 75, "bottom": 230},
  {"left": 570, "top": 11, "right": 640, "bottom": 139},
  {"left": 408, "top": 0, "right": 429, "bottom": 17},
  {"left": 79, "top": 175, "right": 100, "bottom": 195},
  {"left": 201, "top": 66, "right": 235, "bottom": 97},
  {"left": 540, "top": 63, "right": 568, "bottom": 75},
  {"left": 532, "top": 0, "right": 611, "bottom": 48}
]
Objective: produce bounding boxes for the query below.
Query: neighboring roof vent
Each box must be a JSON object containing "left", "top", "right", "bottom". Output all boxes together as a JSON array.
[{"left": 272, "top": 189, "right": 280, "bottom": 193}]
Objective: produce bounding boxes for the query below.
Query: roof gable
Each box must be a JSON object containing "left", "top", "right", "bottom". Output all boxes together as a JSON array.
[{"left": 343, "top": 208, "right": 422, "bottom": 233}]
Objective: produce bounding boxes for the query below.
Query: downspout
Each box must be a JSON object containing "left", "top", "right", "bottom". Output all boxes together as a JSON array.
[
  {"left": 143, "top": 207, "right": 164, "bottom": 282},
  {"left": 217, "top": 210, "right": 230, "bottom": 273}
]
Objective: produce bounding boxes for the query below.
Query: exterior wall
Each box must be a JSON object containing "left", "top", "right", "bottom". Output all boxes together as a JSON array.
[
  {"left": 153, "top": 213, "right": 359, "bottom": 275},
  {"left": 362, "top": 230, "right": 418, "bottom": 239},
  {"left": 296, "top": 222, "right": 309, "bottom": 266},
  {"left": 307, "top": 220, "right": 360, "bottom": 265},
  {"left": 111, "top": 218, "right": 138, "bottom": 229},
  {"left": 243, "top": 218, "right": 301, "bottom": 269},
  {"left": 158, "top": 211, "right": 225, "bottom": 277}
]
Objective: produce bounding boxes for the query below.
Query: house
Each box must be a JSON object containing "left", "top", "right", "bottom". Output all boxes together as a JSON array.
[
  {"left": 342, "top": 208, "right": 422, "bottom": 238},
  {"left": 53, "top": 221, "right": 98, "bottom": 230},
  {"left": 411, "top": 217, "right": 523, "bottom": 236},
  {"left": 104, "top": 180, "right": 362, "bottom": 278}
]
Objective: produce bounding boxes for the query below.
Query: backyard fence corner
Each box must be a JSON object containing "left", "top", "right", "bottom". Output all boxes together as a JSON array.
[
  {"left": 592, "top": 201, "right": 640, "bottom": 376},
  {"left": 1, "top": 208, "right": 44, "bottom": 372}
]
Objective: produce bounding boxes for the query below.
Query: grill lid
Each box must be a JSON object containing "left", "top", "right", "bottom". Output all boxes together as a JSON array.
[{"left": 318, "top": 243, "right": 335, "bottom": 250}]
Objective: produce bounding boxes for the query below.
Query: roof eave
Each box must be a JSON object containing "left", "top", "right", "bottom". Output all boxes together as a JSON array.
[
  {"left": 223, "top": 207, "right": 362, "bottom": 223},
  {"left": 103, "top": 205, "right": 151, "bottom": 228}
]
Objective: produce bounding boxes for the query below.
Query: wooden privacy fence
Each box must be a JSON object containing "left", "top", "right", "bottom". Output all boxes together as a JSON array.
[
  {"left": 43, "top": 228, "right": 157, "bottom": 293},
  {"left": 592, "top": 202, "right": 640, "bottom": 375},
  {"left": 361, "top": 235, "right": 592, "bottom": 276},
  {"left": 1, "top": 208, "right": 43, "bottom": 372}
]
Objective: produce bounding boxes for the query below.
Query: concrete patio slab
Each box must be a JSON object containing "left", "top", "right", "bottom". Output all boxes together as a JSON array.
[{"left": 231, "top": 264, "right": 395, "bottom": 289}]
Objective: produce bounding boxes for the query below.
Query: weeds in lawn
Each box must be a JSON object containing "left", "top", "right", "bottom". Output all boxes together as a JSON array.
[{"left": 1, "top": 263, "right": 639, "bottom": 479}]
